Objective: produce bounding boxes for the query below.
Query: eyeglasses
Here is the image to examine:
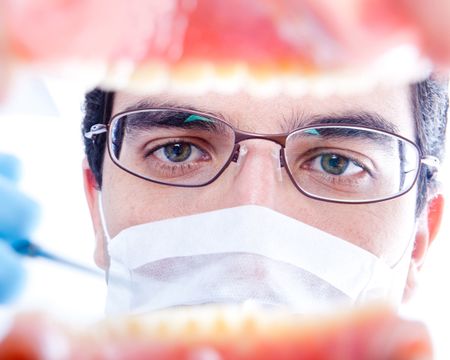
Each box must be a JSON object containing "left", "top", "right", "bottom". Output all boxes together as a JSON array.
[{"left": 85, "top": 107, "right": 439, "bottom": 204}]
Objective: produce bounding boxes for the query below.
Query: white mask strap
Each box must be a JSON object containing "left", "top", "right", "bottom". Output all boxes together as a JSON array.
[{"left": 97, "top": 191, "right": 112, "bottom": 241}]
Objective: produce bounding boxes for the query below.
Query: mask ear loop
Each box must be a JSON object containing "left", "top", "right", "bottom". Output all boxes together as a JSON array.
[
  {"left": 356, "top": 224, "right": 418, "bottom": 307},
  {"left": 389, "top": 227, "right": 418, "bottom": 305},
  {"left": 390, "top": 222, "right": 418, "bottom": 270},
  {"left": 97, "top": 191, "right": 135, "bottom": 290},
  {"left": 96, "top": 92, "right": 115, "bottom": 264},
  {"left": 97, "top": 192, "right": 111, "bottom": 241},
  {"left": 97, "top": 191, "right": 114, "bottom": 281},
  {"left": 95, "top": 91, "right": 115, "bottom": 248}
]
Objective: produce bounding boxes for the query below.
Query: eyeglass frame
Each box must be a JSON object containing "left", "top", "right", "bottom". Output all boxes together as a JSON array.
[{"left": 85, "top": 93, "right": 440, "bottom": 205}]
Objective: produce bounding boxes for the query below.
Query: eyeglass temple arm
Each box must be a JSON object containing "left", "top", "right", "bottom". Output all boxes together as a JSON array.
[
  {"left": 421, "top": 155, "right": 440, "bottom": 179},
  {"left": 421, "top": 155, "right": 440, "bottom": 168},
  {"left": 84, "top": 124, "right": 107, "bottom": 140}
]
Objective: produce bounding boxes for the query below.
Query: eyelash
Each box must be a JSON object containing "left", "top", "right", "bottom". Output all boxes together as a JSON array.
[
  {"left": 145, "top": 138, "right": 205, "bottom": 157},
  {"left": 301, "top": 152, "right": 373, "bottom": 177},
  {"left": 143, "top": 139, "right": 211, "bottom": 176}
]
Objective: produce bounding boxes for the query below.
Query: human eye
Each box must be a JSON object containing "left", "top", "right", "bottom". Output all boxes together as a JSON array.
[
  {"left": 151, "top": 141, "right": 209, "bottom": 163},
  {"left": 305, "top": 152, "right": 367, "bottom": 177},
  {"left": 144, "top": 138, "right": 211, "bottom": 179},
  {"left": 296, "top": 148, "right": 375, "bottom": 193}
]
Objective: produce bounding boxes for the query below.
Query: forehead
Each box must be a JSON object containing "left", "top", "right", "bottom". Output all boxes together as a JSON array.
[{"left": 112, "top": 85, "right": 415, "bottom": 138}]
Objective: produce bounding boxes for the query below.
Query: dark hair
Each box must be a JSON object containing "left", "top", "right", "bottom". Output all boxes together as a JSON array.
[
  {"left": 411, "top": 75, "right": 448, "bottom": 215},
  {"left": 82, "top": 76, "right": 448, "bottom": 216},
  {"left": 82, "top": 89, "right": 111, "bottom": 188}
]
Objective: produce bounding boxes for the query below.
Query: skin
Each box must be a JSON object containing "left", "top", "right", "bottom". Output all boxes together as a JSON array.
[{"left": 83, "top": 85, "right": 444, "bottom": 301}]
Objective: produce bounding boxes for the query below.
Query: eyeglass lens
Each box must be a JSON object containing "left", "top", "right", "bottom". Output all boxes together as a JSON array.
[{"left": 109, "top": 109, "right": 420, "bottom": 203}]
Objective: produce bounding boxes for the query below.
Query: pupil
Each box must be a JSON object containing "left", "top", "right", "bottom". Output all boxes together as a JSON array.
[
  {"left": 321, "top": 154, "right": 349, "bottom": 175},
  {"left": 164, "top": 143, "right": 191, "bottom": 162}
]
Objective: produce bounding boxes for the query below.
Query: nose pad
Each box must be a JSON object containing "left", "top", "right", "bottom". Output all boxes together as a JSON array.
[
  {"left": 271, "top": 148, "right": 283, "bottom": 182},
  {"left": 231, "top": 145, "right": 240, "bottom": 162},
  {"left": 231, "top": 143, "right": 283, "bottom": 182},
  {"left": 231, "top": 144, "right": 248, "bottom": 165}
]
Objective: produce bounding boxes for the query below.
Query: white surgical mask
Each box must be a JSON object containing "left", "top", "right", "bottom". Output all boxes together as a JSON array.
[{"left": 105, "top": 205, "right": 413, "bottom": 315}]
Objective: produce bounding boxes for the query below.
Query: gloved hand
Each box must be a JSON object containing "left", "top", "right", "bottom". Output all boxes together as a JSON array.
[{"left": 0, "top": 154, "right": 40, "bottom": 303}]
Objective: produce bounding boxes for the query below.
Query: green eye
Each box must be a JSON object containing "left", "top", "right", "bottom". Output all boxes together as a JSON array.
[
  {"left": 163, "top": 143, "right": 192, "bottom": 162},
  {"left": 320, "top": 154, "right": 349, "bottom": 175}
]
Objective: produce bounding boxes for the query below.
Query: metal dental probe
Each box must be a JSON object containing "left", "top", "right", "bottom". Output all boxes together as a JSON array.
[{"left": 10, "top": 239, "right": 128, "bottom": 287}]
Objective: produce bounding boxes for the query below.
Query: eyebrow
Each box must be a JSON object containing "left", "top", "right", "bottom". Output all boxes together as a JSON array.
[
  {"left": 121, "top": 100, "right": 400, "bottom": 135},
  {"left": 123, "top": 99, "right": 228, "bottom": 122},
  {"left": 287, "top": 112, "right": 400, "bottom": 134},
  {"left": 122, "top": 100, "right": 230, "bottom": 133}
]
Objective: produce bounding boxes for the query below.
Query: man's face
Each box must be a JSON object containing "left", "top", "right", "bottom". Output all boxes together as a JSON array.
[{"left": 89, "top": 84, "right": 423, "bottom": 272}]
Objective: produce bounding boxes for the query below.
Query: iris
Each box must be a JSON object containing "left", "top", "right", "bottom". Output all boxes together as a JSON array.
[
  {"left": 321, "top": 154, "right": 349, "bottom": 175},
  {"left": 163, "top": 143, "right": 192, "bottom": 162}
]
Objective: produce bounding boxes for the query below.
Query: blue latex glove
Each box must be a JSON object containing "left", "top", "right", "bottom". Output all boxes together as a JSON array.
[{"left": 0, "top": 154, "right": 40, "bottom": 303}]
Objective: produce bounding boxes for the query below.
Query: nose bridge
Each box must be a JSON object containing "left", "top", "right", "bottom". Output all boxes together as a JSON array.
[
  {"left": 233, "top": 131, "right": 287, "bottom": 168},
  {"left": 229, "top": 138, "right": 284, "bottom": 207},
  {"left": 235, "top": 131, "right": 287, "bottom": 147}
]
